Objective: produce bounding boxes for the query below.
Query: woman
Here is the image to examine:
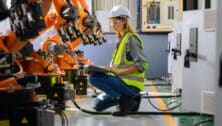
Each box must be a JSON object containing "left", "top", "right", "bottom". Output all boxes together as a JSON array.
[{"left": 89, "top": 5, "right": 149, "bottom": 115}]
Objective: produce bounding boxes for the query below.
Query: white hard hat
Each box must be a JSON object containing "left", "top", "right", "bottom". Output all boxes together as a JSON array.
[{"left": 109, "top": 5, "right": 131, "bottom": 19}]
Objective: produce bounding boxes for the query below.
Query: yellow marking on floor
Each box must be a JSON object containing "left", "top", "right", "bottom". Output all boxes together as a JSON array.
[{"left": 148, "top": 80, "right": 176, "bottom": 126}]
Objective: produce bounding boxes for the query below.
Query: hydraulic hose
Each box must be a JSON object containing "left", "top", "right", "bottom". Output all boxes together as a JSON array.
[
  {"left": 145, "top": 83, "right": 171, "bottom": 86},
  {"left": 54, "top": 109, "right": 65, "bottom": 126},
  {"left": 60, "top": 110, "right": 69, "bottom": 126},
  {"left": 141, "top": 94, "right": 181, "bottom": 99}
]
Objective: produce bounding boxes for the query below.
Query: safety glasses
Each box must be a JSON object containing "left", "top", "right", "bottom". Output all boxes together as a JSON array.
[
  {"left": 115, "top": 16, "right": 125, "bottom": 20},
  {"left": 110, "top": 16, "right": 126, "bottom": 21}
]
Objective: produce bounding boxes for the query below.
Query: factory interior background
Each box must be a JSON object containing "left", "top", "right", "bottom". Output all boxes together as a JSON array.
[{"left": 0, "top": 0, "right": 222, "bottom": 126}]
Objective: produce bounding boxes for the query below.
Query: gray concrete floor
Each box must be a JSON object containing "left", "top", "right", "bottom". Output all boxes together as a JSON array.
[
  {"left": 55, "top": 98, "right": 170, "bottom": 126},
  {"left": 54, "top": 80, "right": 214, "bottom": 126}
]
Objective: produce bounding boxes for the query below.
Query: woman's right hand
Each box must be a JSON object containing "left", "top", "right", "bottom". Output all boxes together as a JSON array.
[
  {"left": 99, "top": 66, "right": 119, "bottom": 74},
  {"left": 99, "top": 66, "right": 112, "bottom": 72}
]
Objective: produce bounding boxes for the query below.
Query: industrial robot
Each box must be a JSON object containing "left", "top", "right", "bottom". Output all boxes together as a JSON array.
[{"left": 0, "top": 0, "right": 105, "bottom": 125}]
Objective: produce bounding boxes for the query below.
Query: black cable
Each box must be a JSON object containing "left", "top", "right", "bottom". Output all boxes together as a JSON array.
[
  {"left": 54, "top": 103, "right": 71, "bottom": 108},
  {"left": 72, "top": 88, "right": 111, "bottom": 115},
  {"left": 55, "top": 110, "right": 66, "bottom": 126},
  {"left": 72, "top": 98, "right": 212, "bottom": 116},
  {"left": 72, "top": 99, "right": 111, "bottom": 115},
  {"left": 193, "top": 119, "right": 213, "bottom": 126},
  {"left": 166, "top": 100, "right": 179, "bottom": 107},
  {"left": 70, "top": 67, "right": 213, "bottom": 116},
  {"left": 64, "top": 113, "right": 69, "bottom": 126},
  {"left": 146, "top": 92, "right": 182, "bottom": 112},
  {"left": 167, "top": 103, "right": 182, "bottom": 111},
  {"left": 72, "top": 89, "right": 211, "bottom": 116},
  {"left": 60, "top": 110, "right": 69, "bottom": 126},
  {"left": 53, "top": 103, "right": 70, "bottom": 126}
]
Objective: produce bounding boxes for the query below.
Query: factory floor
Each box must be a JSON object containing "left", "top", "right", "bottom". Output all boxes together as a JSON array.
[{"left": 54, "top": 80, "right": 214, "bottom": 126}]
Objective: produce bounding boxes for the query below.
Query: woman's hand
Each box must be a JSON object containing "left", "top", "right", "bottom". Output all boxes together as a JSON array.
[
  {"left": 99, "top": 66, "right": 118, "bottom": 74},
  {"left": 100, "top": 65, "right": 139, "bottom": 75},
  {"left": 99, "top": 66, "right": 113, "bottom": 72}
]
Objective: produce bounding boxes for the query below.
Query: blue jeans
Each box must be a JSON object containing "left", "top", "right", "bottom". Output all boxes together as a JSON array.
[{"left": 89, "top": 73, "right": 140, "bottom": 111}]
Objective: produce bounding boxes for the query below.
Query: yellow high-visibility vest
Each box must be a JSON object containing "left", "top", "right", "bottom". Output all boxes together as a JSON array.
[{"left": 110, "top": 32, "right": 147, "bottom": 91}]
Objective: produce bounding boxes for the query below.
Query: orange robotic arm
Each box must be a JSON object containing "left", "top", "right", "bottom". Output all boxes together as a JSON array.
[
  {"left": 44, "top": 0, "right": 80, "bottom": 29},
  {"left": 41, "top": 35, "right": 78, "bottom": 70}
]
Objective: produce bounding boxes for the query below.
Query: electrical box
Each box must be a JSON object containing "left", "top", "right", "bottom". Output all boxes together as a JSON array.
[
  {"left": 168, "top": 21, "right": 183, "bottom": 91},
  {"left": 141, "top": 0, "right": 182, "bottom": 32},
  {"left": 75, "top": 76, "right": 88, "bottom": 95},
  {"left": 181, "top": 10, "right": 216, "bottom": 114},
  {"left": 14, "top": 108, "right": 55, "bottom": 126}
]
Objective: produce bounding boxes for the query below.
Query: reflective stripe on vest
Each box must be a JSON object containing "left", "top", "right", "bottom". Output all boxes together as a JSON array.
[{"left": 110, "top": 32, "right": 145, "bottom": 91}]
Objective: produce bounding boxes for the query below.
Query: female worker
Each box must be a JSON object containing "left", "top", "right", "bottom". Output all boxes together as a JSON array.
[{"left": 89, "top": 5, "right": 149, "bottom": 115}]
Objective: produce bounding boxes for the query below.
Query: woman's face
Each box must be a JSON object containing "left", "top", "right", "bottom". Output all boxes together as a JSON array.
[{"left": 110, "top": 17, "right": 127, "bottom": 33}]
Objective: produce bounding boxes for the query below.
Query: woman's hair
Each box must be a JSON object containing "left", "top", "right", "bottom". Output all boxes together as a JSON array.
[{"left": 116, "top": 19, "right": 139, "bottom": 39}]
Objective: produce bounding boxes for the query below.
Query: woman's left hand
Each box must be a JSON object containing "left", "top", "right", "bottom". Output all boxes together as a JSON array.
[
  {"left": 100, "top": 66, "right": 138, "bottom": 75},
  {"left": 100, "top": 66, "right": 120, "bottom": 75}
]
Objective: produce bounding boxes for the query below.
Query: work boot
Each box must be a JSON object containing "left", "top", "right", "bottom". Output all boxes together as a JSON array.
[
  {"left": 112, "top": 95, "right": 140, "bottom": 116},
  {"left": 130, "top": 95, "right": 141, "bottom": 111}
]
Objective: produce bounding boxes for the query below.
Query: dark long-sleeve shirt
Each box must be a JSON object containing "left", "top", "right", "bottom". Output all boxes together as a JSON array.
[{"left": 126, "top": 35, "right": 149, "bottom": 72}]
